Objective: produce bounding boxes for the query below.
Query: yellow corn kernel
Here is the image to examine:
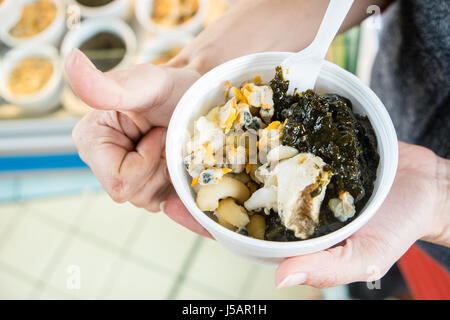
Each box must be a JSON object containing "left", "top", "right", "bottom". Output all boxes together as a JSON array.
[{"left": 191, "top": 177, "right": 199, "bottom": 186}]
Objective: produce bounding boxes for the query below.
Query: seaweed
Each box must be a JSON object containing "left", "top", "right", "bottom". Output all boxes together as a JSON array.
[{"left": 267, "top": 66, "right": 380, "bottom": 240}]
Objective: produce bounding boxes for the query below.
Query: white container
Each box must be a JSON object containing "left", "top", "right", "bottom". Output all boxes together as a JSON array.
[
  {"left": 135, "top": 0, "right": 206, "bottom": 36},
  {"left": 166, "top": 52, "right": 398, "bottom": 266},
  {"left": 0, "top": 45, "right": 63, "bottom": 113},
  {"left": 136, "top": 33, "right": 192, "bottom": 64},
  {"left": 0, "top": 0, "right": 66, "bottom": 47},
  {"left": 67, "top": 0, "right": 130, "bottom": 19},
  {"left": 61, "top": 17, "right": 137, "bottom": 71},
  {"left": 0, "top": 0, "right": 22, "bottom": 36}
]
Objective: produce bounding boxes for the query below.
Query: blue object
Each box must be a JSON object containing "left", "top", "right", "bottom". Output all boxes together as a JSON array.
[{"left": 0, "top": 153, "right": 87, "bottom": 172}]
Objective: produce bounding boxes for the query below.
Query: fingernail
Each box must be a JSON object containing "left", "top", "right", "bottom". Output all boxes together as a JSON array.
[
  {"left": 159, "top": 200, "right": 166, "bottom": 213},
  {"left": 277, "top": 273, "right": 307, "bottom": 289}
]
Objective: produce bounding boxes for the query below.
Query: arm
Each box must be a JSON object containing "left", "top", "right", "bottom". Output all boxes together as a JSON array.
[{"left": 170, "top": 0, "right": 390, "bottom": 74}]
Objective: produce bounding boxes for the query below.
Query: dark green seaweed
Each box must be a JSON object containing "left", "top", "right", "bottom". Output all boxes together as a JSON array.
[{"left": 265, "top": 66, "right": 380, "bottom": 241}]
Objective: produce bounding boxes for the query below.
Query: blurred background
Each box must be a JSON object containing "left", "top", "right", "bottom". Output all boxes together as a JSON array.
[{"left": 0, "top": 0, "right": 381, "bottom": 299}]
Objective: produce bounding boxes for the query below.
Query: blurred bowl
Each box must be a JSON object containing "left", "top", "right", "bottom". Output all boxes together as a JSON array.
[
  {"left": 135, "top": 0, "right": 207, "bottom": 36},
  {"left": 136, "top": 33, "right": 192, "bottom": 64},
  {"left": 0, "top": 0, "right": 66, "bottom": 47},
  {"left": 0, "top": 0, "right": 22, "bottom": 36},
  {"left": 67, "top": 0, "right": 131, "bottom": 19},
  {"left": 0, "top": 44, "right": 63, "bottom": 113},
  {"left": 166, "top": 52, "right": 398, "bottom": 266},
  {"left": 61, "top": 17, "right": 137, "bottom": 71}
]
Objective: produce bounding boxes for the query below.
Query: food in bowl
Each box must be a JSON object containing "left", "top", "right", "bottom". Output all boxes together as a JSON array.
[
  {"left": 151, "top": 0, "right": 199, "bottom": 27},
  {"left": 8, "top": 0, "right": 57, "bottom": 39},
  {"left": 8, "top": 57, "right": 54, "bottom": 95},
  {"left": 79, "top": 32, "right": 126, "bottom": 72},
  {"left": 183, "top": 66, "right": 379, "bottom": 241}
]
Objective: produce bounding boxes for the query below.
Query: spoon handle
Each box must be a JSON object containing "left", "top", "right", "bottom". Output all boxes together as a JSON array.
[{"left": 308, "top": 0, "right": 354, "bottom": 59}]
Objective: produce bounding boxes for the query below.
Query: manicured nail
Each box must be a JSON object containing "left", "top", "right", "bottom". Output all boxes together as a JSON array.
[
  {"left": 159, "top": 200, "right": 166, "bottom": 213},
  {"left": 277, "top": 273, "right": 307, "bottom": 289}
]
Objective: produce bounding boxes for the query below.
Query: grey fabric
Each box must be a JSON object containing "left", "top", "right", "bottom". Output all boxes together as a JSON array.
[{"left": 370, "top": 0, "right": 449, "bottom": 269}]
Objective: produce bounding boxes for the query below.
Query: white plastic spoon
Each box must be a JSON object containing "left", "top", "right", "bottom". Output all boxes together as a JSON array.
[{"left": 281, "top": 0, "right": 354, "bottom": 95}]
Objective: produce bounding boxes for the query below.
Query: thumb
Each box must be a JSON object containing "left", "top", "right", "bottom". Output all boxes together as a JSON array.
[
  {"left": 275, "top": 237, "right": 396, "bottom": 289},
  {"left": 64, "top": 49, "right": 172, "bottom": 114}
]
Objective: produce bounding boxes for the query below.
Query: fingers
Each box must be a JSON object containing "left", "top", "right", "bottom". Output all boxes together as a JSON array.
[
  {"left": 163, "top": 197, "right": 213, "bottom": 239},
  {"left": 65, "top": 49, "right": 123, "bottom": 110},
  {"left": 73, "top": 113, "right": 168, "bottom": 203},
  {"left": 65, "top": 49, "right": 172, "bottom": 113},
  {"left": 128, "top": 159, "right": 175, "bottom": 212},
  {"left": 275, "top": 236, "right": 394, "bottom": 289}
]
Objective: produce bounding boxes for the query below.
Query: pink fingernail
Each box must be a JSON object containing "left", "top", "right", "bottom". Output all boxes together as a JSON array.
[{"left": 277, "top": 273, "right": 307, "bottom": 289}]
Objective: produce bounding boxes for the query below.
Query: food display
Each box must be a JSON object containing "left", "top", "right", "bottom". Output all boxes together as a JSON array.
[
  {"left": 76, "top": 0, "right": 115, "bottom": 6},
  {"left": 0, "top": 0, "right": 228, "bottom": 119},
  {"left": 151, "top": 0, "right": 199, "bottom": 27},
  {"left": 184, "top": 67, "right": 379, "bottom": 241},
  {"left": 8, "top": 0, "right": 56, "bottom": 39},
  {"left": 8, "top": 57, "right": 54, "bottom": 95},
  {"left": 79, "top": 32, "right": 127, "bottom": 72}
]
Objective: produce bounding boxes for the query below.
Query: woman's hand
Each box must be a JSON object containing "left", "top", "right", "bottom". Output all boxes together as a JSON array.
[{"left": 67, "top": 49, "right": 200, "bottom": 212}]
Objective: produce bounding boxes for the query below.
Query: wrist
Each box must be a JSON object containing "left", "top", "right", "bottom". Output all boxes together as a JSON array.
[{"left": 422, "top": 155, "right": 450, "bottom": 247}]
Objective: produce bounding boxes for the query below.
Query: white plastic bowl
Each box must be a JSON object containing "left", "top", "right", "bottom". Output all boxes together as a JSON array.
[
  {"left": 61, "top": 17, "right": 137, "bottom": 71},
  {"left": 166, "top": 52, "right": 398, "bottom": 266},
  {"left": 0, "top": 0, "right": 66, "bottom": 47},
  {"left": 67, "top": 0, "right": 131, "bottom": 19},
  {"left": 0, "top": 44, "right": 63, "bottom": 113},
  {"left": 135, "top": 0, "right": 207, "bottom": 36}
]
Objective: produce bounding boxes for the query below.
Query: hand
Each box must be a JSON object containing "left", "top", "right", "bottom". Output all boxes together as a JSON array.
[
  {"left": 67, "top": 49, "right": 200, "bottom": 212},
  {"left": 163, "top": 142, "right": 449, "bottom": 287}
]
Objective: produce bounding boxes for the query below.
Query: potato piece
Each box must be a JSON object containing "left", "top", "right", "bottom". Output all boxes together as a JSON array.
[
  {"left": 247, "top": 214, "right": 266, "bottom": 240},
  {"left": 214, "top": 198, "right": 249, "bottom": 228},
  {"left": 217, "top": 216, "right": 235, "bottom": 231},
  {"left": 196, "top": 176, "right": 250, "bottom": 211}
]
